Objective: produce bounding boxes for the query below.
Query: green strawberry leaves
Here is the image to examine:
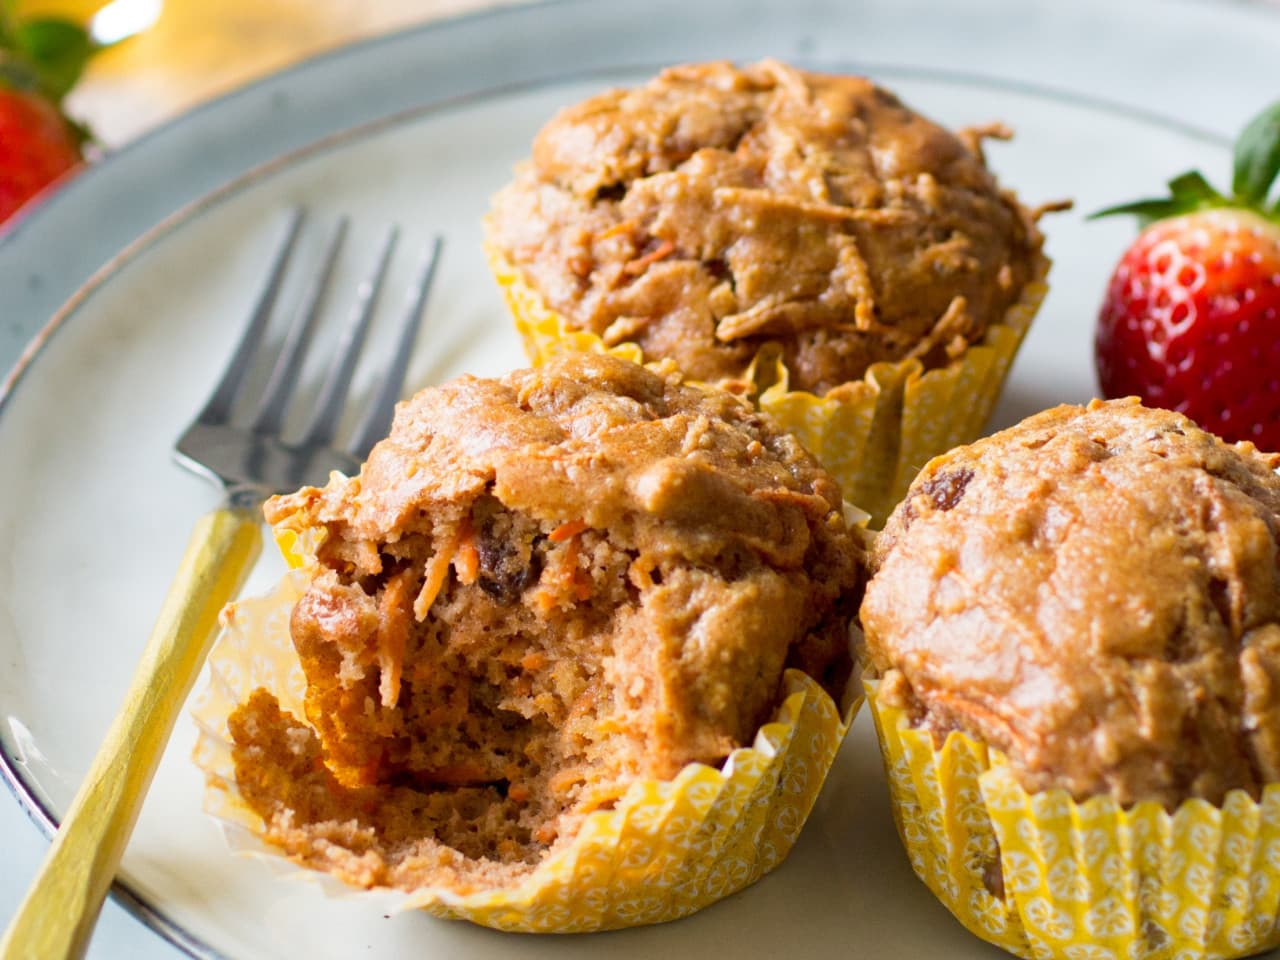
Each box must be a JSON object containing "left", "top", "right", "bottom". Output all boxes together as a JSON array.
[
  {"left": 0, "top": 0, "right": 99, "bottom": 150},
  {"left": 1233, "top": 99, "right": 1280, "bottom": 211},
  {"left": 1090, "top": 170, "right": 1226, "bottom": 226},
  {"left": 0, "top": 0, "right": 97, "bottom": 105},
  {"left": 1093, "top": 100, "right": 1280, "bottom": 224},
  {"left": 14, "top": 17, "right": 96, "bottom": 102}
]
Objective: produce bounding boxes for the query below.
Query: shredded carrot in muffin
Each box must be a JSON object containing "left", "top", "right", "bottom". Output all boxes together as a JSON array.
[
  {"left": 622, "top": 239, "right": 674, "bottom": 275},
  {"left": 548, "top": 518, "right": 588, "bottom": 542},
  {"left": 454, "top": 518, "right": 480, "bottom": 585},
  {"left": 414, "top": 537, "right": 457, "bottom": 620},
  {"left": 376, "top": 570, "right": 414, "bottom": 708},
  {"left": 596, "top": 218, "right": 638, "bottom": 240},
  {"left": 549, "top": 767, "right": 586, "bottom": 794}
]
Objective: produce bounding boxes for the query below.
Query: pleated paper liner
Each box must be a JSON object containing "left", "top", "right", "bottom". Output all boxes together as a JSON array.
[
  {"left": 865, "top": 679, "right": 1280, "bottom": 960},
  {"left": 486, "top": 240, "right": 1050, "bottom": 527},
  {"left": 190, "top": 568, "right": 860, "bottom": 933}
]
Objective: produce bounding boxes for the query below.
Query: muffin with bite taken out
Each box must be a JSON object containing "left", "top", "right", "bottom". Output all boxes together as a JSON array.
[{"left": 194, "top": 352, "right": 866, "bottom": 930}]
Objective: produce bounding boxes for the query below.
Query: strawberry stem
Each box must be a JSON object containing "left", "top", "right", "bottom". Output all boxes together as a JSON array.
[
  {"left": 0, "top": 0, "right": 15, "bottom": 47},
  {"left": 0, "top": 0, "right": 97, "bottom": 147},
  {"left": 1233, "top": 100, "right": 1280, "bottom": 208},
  {"left": 1093, "top": 101, "right": 1280, "bottom": 226},
  {"left": 14, "top": 17, "right": 97, "bottom": 103},
  {"left": 1167, "top": 171, "right": 1220, "bottom": 204},
  {"left": 1089, "top": 170, "right": 1226, "bottom": 226}
]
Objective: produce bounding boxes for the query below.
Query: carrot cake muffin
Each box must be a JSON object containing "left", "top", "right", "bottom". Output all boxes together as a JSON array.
[
  {"left": 485, "top": 60, "right": 1053, "bottom": 523},
  {"left": 860, "top": 397, "right": 1280, "bottom": 959},
  {"left": 864, "top": 397, "right": 1280, "bottom": 807},
  {"left": 225, "top": 353, "right": 864, "bottom": 900}
]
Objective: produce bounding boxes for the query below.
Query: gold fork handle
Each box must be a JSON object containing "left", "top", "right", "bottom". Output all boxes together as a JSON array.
[{"left": 1, "top": 507, "right": 262, "bottom": 960}]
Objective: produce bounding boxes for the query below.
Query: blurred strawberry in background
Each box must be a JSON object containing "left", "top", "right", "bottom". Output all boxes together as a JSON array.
[
  {"left": 0, "top": 0, "right": 97, "bottom": 228},
  {"left": 1094, "top": 100, "right": 1280, "bottom": 451}
]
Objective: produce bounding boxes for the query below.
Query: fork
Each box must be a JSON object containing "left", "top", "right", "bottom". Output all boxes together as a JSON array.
[{"left": 0, "top": 208, "right": 442, "bottom": 960}]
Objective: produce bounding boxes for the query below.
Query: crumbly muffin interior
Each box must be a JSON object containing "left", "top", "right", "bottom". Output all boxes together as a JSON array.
[
  {"left": 486, "top": 59, "right": 1045, "bottom": 394},
  {"left": 229, "top": 354, "right": 863, "bottom": 892},
  {"left": 862, "top": 398, "right": 1280, "bottom": 808}
]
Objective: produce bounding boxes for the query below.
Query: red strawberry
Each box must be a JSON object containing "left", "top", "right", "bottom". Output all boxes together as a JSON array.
[
  {"left": 0, "top": 86, "right": 82, "bottom": 222},
  {"left": 0, "top": 0, "right": 97, "bottom": 227},
  {"left": 1095, "top": 101, "right": 1280, "bottom": 451}
]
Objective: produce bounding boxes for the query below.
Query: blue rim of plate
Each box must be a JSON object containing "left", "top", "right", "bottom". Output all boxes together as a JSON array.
[{"left": 0, "top": 12, "right": 1233, "bottom": 958}]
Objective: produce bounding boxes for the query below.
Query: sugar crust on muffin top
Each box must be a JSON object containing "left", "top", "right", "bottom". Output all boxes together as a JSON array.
[
  {"left": 486, "top": 59, "right": 1045, "bottom": 394},
  {"left": 862, "top": 398, "right": 1280, "bottom": 808}
]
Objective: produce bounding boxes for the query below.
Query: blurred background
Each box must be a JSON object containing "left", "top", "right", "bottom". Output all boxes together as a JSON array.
[
  {"left": 17, "top": 0, "right": 527, "bottom": 145},
  {"left": 12, "top": 0, "right": 1280, "bottom": 151}
]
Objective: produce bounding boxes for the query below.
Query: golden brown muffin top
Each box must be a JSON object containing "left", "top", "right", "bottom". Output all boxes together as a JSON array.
[
  {"left": 486, "top": 60, "right": 1045, "bottom": 394},
  {"left": 268, "top": 352, "right": 849, "bottom": 567},
  {"left": 862, "top": 398, "right": 1280, "bottom": 808},
  {"left": 266, "top": 354, "right": 863, "bottom": 767}
]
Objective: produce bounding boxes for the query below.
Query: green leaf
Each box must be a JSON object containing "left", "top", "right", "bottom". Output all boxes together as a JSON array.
[
  {"left": 0, "top": 0, "right": 15, "bottom": 47},
  {"left": 13, "top": 17, "right": 96, "bottom": 103},
  {"left": 63, "top": 111, "right": 92, "bottom": 149},
  {"left": 1088, "top": 197, "right": 1183, "bottom": 226},
  {"left": 1166, "top": 170, "right": 1223, "bottom": 206},
  {"left": 1090, "top": 170, "right": 1226, "bottom": 225},
  {"left": 1233, "top": 99, "right": 1280, "bottom": 207},
  {"left": 0, "top": 50, "right": 41, "bottom": 93}
]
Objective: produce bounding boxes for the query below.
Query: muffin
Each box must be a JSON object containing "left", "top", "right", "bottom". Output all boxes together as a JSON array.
[
  {"left": 192, "top": 353, "right": 865, "bottom": 931},
  {"left": 485, "top": 59, "right": 1054, "bottom": 525},
  {"left": 861, "top": 397, "right": 1280, "bottom": 959}
]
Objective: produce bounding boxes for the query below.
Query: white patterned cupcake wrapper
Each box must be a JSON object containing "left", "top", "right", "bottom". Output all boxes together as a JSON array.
[
  {"left": 866, "top": 679, "right": 1280, "bottom": 960},
  {"left": 190, "top": 570, "right": 859, "bottom": 932}
]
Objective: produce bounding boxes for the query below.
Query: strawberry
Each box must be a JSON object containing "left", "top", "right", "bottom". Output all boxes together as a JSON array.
[
  {"left": 0, "top": 86, "right": 82, "bottom": 220},
  {"left": 1094, "top": 100, "right": 1280, "bottom": 451},
  {"left": 0, "top": 0, "right": 97, "bottom": 227}
]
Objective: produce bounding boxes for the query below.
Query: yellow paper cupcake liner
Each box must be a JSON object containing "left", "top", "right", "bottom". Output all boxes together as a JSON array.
[
  {"left": 485, "top": 240, "right": 1049, "bottom": 527},
  {"left": 865, "top": 680, "right": 1280, "bottom": 960},
  {"left": 190, "top": 569, "right": 859, "bottom": 933}
]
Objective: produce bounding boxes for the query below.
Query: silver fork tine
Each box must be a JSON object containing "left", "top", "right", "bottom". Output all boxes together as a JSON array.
[
  {"left": 297, "top": 224, "right": 399, "bottom": 449},
  {"left": 250, "top": 216, "right": 349, "bottom": 436},
  {"left": 346, "top": 235, "right": 442, "bottom": 458},
  {"left": 195, "top": 207, "right": 305, "bottom": 426}
]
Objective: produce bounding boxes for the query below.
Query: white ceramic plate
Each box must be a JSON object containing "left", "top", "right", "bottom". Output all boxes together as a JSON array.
[{"left": 3, "top": 1, "right": 1279, "bottom": 958}]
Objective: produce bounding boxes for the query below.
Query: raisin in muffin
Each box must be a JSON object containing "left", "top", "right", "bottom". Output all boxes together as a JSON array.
[
  {"left": 485, "top": 59, "right": 1054, "bottom": 524},
  {"left": 860, "top": 397, "right": 1280, "bottom": 960},
  {"left": 214, "top": 353, "right": 864, "bottom": 922}
]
